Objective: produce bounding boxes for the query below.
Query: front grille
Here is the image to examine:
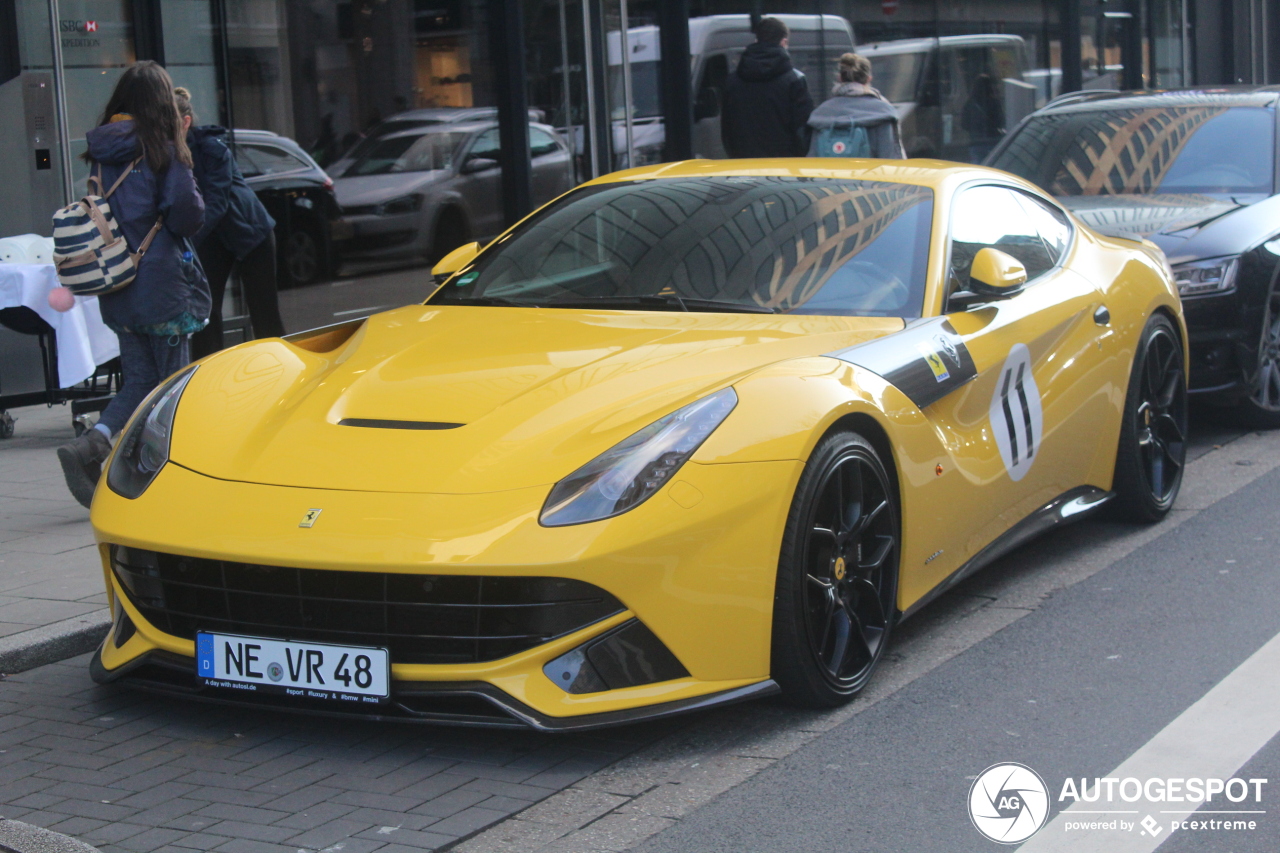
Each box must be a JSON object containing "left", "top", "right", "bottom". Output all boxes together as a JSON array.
[{"left": 110, "top": 546, "right": 624, "bottom": 665}]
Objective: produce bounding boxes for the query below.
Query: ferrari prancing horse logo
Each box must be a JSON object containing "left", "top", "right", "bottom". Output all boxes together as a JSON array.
[
  {"left": 299, "top": 508, "right": 323, "bottom": 528},
  {"left": 989, "top": 344, "right": 1043, "bottom": 483}
]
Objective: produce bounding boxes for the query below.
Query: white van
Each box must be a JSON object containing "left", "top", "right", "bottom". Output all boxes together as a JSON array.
[{"left": 605, "top": 14, "right": 856, "bottom": 166}]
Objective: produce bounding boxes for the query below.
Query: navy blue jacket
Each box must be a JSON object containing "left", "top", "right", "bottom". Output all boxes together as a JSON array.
[
  {"left": 85, "top": 121, "right": 210, "bottom": 330},
  {"left": 188, "top": 126, "right": 275, "bottom": 259}
]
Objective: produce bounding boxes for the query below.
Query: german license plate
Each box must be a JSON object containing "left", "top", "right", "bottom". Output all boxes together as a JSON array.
[{"left": 195, "top": 632, "right": 390, "bottom": 704}]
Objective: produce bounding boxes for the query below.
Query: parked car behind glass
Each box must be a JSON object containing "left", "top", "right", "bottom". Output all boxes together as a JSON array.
[
  {"left": 987, "top": 87, "right": 1280, "bottom": 426},
  {"left": 231, "top": 130, "right": 344, "bottom": 287},
  {"left": 333, "top": 120, "right": 572, "bottom": 264}
]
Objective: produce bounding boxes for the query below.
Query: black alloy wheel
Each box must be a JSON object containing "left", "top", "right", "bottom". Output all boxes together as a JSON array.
[
  {"left": 283, "top": 228, "right": 322, "bottom": 286},
  {"left": 1240, "top": 274, "right": 1280, "bottom": 428},
  {"left": 1112, "top": 314, "right": 1187, "bottom": 522},
  {"left": 772, "top": 431, "right": 899, "bottom": 707}
]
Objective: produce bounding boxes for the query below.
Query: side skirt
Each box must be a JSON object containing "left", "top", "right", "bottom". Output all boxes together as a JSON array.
[{"left": 901, "top": 485, "right": 1113, "bottom": 621}]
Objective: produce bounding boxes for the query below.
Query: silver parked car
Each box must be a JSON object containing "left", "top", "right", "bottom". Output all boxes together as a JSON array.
[{"left": 333, "top": 119, "right": 571, "bottom": 263}]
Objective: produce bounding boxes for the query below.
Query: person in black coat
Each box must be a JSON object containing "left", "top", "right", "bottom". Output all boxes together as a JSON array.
[
  {"left": 175, "top": 88, "right": 286, "bottom": 360},
  {"left": 721, "top": 17, "right": 816, "bottom": 158}
]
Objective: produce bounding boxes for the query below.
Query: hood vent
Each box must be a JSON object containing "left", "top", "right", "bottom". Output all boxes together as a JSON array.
[{"left": 339, "top": 418, "right": 464, "bottom": 430}]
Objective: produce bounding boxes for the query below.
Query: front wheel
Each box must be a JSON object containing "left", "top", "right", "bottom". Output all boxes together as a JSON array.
[
  {"left": 1237, "top": 274, "right": 1280, "bottom": 428},
  {"left": 1111, "top": 314, "right": 1187, "bottom": 522},
  {"left": 772, "top": 431, "right": 900, "bottom": 707}
]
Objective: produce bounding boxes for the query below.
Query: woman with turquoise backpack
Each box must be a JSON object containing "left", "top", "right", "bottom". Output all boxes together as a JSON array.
[{"left": 807, "top": 53, "right": 906, "bottom": 160}]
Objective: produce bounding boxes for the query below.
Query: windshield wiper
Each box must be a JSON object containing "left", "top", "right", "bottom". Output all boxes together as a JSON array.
[
  {"left": 543, "top": 294, "right": 780, "bottom": 314},
  {"left": 434, "top": 295, "right": 539, "bottom": 308}
]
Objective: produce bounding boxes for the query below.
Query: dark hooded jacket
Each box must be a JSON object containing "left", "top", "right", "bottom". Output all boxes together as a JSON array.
[
  {"left": 721, "top": 42, "right": 815, "bottom": 158},
  {"left": 85, "top": 120, "right": 209, "bottom": 330},
  {"left": 188, "top": 125, "right": 276, "bottom": 259}
]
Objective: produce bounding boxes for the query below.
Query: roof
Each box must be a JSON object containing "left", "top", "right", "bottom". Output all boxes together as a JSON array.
[
  {"left": 588, "top": 158, "right": 1016, "bottom": 193},
  {"left": 1038, "top": 86, "right": 1280, "bottom": 115},
  {"left": 856, "top": 34, "right": 1026, "bottom": 55}
]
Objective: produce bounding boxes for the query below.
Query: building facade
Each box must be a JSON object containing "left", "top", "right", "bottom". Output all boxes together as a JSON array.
[{"left": 1, "top": 0, "right": 1274, "bottom": 240}]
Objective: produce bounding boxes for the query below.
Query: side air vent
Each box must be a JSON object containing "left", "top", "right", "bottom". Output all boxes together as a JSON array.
[{"left": 338, "top": 418, "right": 463, "bottom": 430}]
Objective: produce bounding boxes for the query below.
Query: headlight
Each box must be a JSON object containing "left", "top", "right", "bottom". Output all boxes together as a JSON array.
[
  {"left": 106, "top": 367, "right": 197, "bottom": 499},
  {"left": 540, "top": 388, "right": 738, "bottom": 527},
  {"left": 377, "top": 194, "right": 423, "bottom": 215},
  {"left": 1171, "top": 256, "right": 1239, "bottom": 297}
]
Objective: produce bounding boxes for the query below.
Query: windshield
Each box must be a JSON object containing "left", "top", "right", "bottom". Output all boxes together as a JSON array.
[
  {"left": 346, "top": 131, "right": 467, "bottom": 176},
  {"left": 990, "top": 106, "right": 1276, "bottom": 196},
  {"left": 866, "top": 51, "right": 926, "bottom": 103},
  {"left": 608, "top": 61, "right": 661, "bottom": 119},
  {"left": 430, "top": 177, "right": 935, "bottom": 317}
]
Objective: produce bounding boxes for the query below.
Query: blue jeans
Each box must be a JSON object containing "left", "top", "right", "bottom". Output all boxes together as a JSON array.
[{"left": 99, "top": 332, "right": 191, "bottom": 436}]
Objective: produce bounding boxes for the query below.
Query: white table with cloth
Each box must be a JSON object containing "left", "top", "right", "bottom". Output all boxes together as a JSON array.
[{"left": 0, "top": 263, "right": 120, "bottom": 388}]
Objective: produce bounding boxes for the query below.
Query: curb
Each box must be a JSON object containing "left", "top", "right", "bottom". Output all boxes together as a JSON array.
[
  {"left": 0, "top": 610, "right": 111, "bottom": 675},
  {"left": 0, "top": 819, "right": 102, "bottom": 853}
]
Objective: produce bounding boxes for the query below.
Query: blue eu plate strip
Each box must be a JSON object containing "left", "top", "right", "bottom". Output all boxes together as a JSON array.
[{"left": 196, "top": 633, "right": 215, "bottom": 677}]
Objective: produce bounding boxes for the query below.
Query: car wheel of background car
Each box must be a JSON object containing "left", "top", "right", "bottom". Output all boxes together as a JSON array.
[
  {"left": 772, "top": 430, "right": 900, "bottom": 708},
  {"left": 430, "top": 209, "right": 469, "bottom": 265},
  {"left": 1237, "top": 274, "right": 1280, "bottom": 429},
  {"left": 282, "top": 227, "right": 322, "bottom": 287},
  {"left": 1111, "top": 314, "right": 1187, "bottom": 522}
]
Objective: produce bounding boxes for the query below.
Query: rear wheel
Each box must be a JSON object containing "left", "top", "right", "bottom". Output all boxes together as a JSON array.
[
  {"left": 282, "top": 227, "right": 322, "bottom": 287},
  {"left": 1237, "top": 274, "right": 1280, "bottom": 428},
  {"left": 1111, "top": 314, "right": 1187, "bottom": 522},
  {"left": 772, "top": 431, "right": 899, "bottom": 707}
]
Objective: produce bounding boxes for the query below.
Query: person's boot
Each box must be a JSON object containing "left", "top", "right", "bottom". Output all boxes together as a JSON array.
[{"left": 57, "top": 428, "right": 112, "bottom": 509}]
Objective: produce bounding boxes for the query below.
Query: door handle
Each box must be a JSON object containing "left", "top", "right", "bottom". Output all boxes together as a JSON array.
[{"left": 1093, "top": 305, "right": 1111, "bottom": 326}]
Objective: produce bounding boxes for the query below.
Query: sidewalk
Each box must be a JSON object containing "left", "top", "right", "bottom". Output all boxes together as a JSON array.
[{"left": 0, "top": 404, "right": 109, "bottom": 671}]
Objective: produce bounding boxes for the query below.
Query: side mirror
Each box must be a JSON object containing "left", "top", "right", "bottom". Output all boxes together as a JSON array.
[
  {"left": 461, "top": 157, "right": 499, "bottom": 175},
  {"left": 968, "top": 247, "right": 1028, "bottom": 297},
  {"left": 432, "top": 241, "right": 481, "bottom": 283}
]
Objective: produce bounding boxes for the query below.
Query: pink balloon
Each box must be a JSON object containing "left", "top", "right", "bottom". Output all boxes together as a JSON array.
[{"left": 48, "top": 286, "right": 76, "bottom": 312}]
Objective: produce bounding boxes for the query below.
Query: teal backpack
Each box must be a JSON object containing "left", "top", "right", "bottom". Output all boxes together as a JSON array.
[{"left": 814, "top": 121, "right": 871, "bottom": 158}]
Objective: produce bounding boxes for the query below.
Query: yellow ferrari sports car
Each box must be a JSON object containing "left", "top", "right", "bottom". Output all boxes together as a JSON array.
[{"left": 90, "top": 160, "right": 1187, "bottom": 730}]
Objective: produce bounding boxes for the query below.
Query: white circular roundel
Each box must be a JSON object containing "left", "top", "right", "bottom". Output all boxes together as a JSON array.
[
  {"left": 989, "top": 343, "right": 1043, "bottom": 482},
  {"left": 968, "top": 762, "right": 1050, "bottom": 844},
  {"left": 832, "top": 141, "right": 847, "bottom": 154}
]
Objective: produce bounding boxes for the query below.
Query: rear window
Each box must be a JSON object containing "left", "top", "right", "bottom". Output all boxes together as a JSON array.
[
  {"left": 431, "top": 176, "right": 935, "bottom": 318},
  {"left": 990, "top": 106, "right": 1276, "bottom": 196}
]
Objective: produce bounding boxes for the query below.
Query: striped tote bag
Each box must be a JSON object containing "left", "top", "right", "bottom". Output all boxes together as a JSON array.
[{"left": 52, "top": 159, "right": 163, "bottom": 296}]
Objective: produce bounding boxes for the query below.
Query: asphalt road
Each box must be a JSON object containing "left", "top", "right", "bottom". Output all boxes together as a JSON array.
[
  {"left": 2, "top": 406, "right": 1274, "bottom": 853},
  {"left": 629, "top": 421, "right": 1280, "bottom": 853}
]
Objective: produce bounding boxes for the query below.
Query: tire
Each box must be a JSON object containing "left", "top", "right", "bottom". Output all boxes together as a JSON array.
[
  {"left": 430, "top": 210, "right": 469, "bottom": 265},
  {"left": 282, "top": 226, "right": 323, "bottom": 287},
  {"left": 771, "top": 430, "right": 900, "bottom": 707},
  {"left": 1236, "top": 272, "right": 1280, "bottom": 428},
  {"left": 1111, "top": 313, "right": 1187, "bottom": 522}
]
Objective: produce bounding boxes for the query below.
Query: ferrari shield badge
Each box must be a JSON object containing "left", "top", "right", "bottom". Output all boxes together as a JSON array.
[{"left": 299, "top": 508, "right": 323, "bottom": 528}]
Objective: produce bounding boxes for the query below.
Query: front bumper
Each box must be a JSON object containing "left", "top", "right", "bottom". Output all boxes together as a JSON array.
[
  {"left": 1183, "top": 290, "right": 1248, "bottom": 395},
  {"left": 91, "top": 458, "right": 800, "bottom": 728}
]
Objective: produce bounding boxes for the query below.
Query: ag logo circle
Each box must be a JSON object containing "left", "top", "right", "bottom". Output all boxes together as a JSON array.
[
  {"left": 989, "top": 343, "right": 1043, "bottom": 482},
  {"left": 968, "top": 762, "right": 1050, "bottom": 844}
]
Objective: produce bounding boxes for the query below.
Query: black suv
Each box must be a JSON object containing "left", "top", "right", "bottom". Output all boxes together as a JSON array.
[{"left": 987, "top": 87, "right": 1280, "bottom": 426}]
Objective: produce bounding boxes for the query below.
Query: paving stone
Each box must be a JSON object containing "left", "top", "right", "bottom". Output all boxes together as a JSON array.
[
  {"left": 427, "top": 805, "right": 512, "bottom": 837},
  {"left": 409, "top": 787, "right": 493, "bottom": 818},
  {"left": 285, "top": 816, "right": 382, "bottom": 848},
  {"left": 269, "top": 800, "right": 358, "bottom": 830},
  {"left": 355, "top": 825, "right": 457, "bottom": 849},
  {"left": 202, "top": 819, "right": 299, "bottom": 843}
]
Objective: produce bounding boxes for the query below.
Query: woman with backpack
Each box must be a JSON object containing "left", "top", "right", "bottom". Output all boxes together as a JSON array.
[
  {"left": 175, "top": 87, "right": 285, "bottom": 361},
  {"left": 56, "top": 61, "right": 208, "bottom": 508},
  {"left": 807, "top": 53, "right": 907, "bottom": 160}
]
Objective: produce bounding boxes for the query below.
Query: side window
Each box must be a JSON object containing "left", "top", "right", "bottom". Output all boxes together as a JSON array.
[
  {"left": 529, "top": 127, "right": 559, "bottom": 157},
  {"left": 1014, "top": 192, "right": 1072, "bottom": 265},
  {"left": 950, "top": 185, "right": 1055, "bottom": 289},
  {"left": 467, "top": 128, "right": 501, "bottom": 161},
  {"left": 241, "top": 143, "right": 307, "bottom": 175},
  {"left": 695, "top": 54, "right": 729, "bottom": 120}
]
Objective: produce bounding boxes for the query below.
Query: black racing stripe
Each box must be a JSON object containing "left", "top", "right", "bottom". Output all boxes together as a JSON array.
[
  {"left": 1000, "top": 369, "right": 1020, "bottom": 465},
  {"left": 825, "top": 318, "right": 978, "bottom": 410},
  {"left": 1014, "top": 362, "right": 1035, "bottom": 459}
]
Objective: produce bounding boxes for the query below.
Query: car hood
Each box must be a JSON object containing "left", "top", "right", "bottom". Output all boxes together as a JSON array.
[
  {"left": 171, "top": 306, "right": 902, "bottom": 494},
  {"left": 333, "top": 171, "right": 449, "bottom": 207},
  {"left": 1059, "top": 194, "right": 1255, "bottom": 257}
]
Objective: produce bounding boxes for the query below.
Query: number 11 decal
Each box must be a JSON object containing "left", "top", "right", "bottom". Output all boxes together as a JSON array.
[{"left": 990, "top": 343, "right": 1043, "bottom": 482}]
